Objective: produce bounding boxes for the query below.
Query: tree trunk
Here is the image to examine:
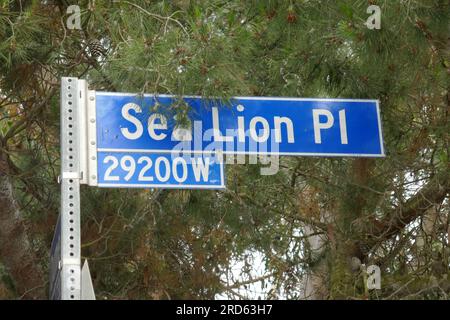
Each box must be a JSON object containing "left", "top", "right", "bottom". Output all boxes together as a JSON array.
[
  {"left": 0, "top": 165, "right": 46, "bottom": 299},
  {"left": 301, "top": 212, "right": 332, "bottom": 300},
  {"left": 303, "top": 226, "right": 328, "bottom": 300}
]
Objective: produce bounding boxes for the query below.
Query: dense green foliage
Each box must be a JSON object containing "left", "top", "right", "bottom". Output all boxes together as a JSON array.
[{"left": 0, "top": 0, "right": 448, "bottom": 299}]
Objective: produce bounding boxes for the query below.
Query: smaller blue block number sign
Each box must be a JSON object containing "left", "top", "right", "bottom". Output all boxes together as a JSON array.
[{"left": 97, "top": 152, "right": 225, "bottom": 189}]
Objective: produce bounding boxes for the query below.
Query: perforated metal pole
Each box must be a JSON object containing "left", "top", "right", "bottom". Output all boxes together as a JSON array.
[{"left": 59, "top": 77, "right": 83, "bottom": 300}]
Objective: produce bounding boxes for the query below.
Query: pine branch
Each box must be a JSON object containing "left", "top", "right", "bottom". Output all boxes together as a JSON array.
[{"left": 370, "top": 171, "right": 449, "bottom": 245}]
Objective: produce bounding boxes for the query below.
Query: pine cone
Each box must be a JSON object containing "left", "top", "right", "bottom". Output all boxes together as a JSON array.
[{"left": 87, "top": 39, "right": 105, "bottom": 58}]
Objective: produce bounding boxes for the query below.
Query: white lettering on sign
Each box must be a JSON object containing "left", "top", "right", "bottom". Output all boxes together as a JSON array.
[
  {"left": 339, "top": 109, "right": 348, "bottom": 144},
  {"left": 154, "top": 157, "right": 171, "bottom": 182},
  {"left": 172, "top": 157, "right": 188, "bottom": 182},
  {"left": 102, "top": 155, "right": 212, "bottom": 183},
  {"left": 212, "top": 105, "right": 297, "bottom": 144},
  {"left": 212, "top": 107, "right": 233, "bottom": 142},
  {"left": 274, "top": 116, "right": 295, "bottom": 143},
  {"left": 121, "top": 103, "right": 143, "bottom": 140},
  {"left": 192, "top": 157, "right": 211, "bottom": 181},
  {"left": 249, "top": 116, "right": 270, "bottom": 143},
  {"left": 137, "top": 157, "right": 153, "bottom": 181},
  {"left": 103, "top": 156, "right": 119, "bottom": 181},
  {"left": 313, "top": 109, "right": 348, "bottom": 144},
  {"left": 237, "top": 105, "right": 246, "bottom": 142},
  {"left": 120, "top": 103, "right": 350, "bottom": 146},
  {"left": 313, "top": 109, "right": 334, "bottom": 144},
  {"left": 148, "top": 114, "right": 167, "bottom": 140},
  {"left": 120, "top": 156, "right": 135, "bottom": 181}
]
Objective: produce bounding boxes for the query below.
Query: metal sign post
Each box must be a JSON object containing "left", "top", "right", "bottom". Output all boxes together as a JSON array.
[{"left": 50, "top": 77, "right": 86, "bottom": 300}]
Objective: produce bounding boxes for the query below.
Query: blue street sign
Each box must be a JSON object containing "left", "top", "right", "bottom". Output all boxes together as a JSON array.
[
  {"left": 96, "top": 151, "right": 225, "bottom": 189},
  {"left": 95, "top": 93, "right": 384, "bottom": 157}
]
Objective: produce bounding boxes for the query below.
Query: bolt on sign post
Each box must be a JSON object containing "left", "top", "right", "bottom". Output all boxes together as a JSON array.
[{"left": 50, "top": 77, "right": 384, "bottom": 299}]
